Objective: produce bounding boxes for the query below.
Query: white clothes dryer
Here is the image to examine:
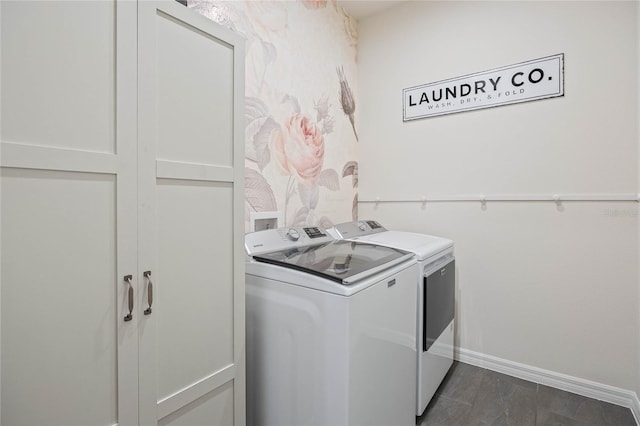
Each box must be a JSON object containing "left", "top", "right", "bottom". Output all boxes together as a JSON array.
[
  {"left": 245, "top": 226, "right": 418, "bottom": 426},
  {"left": 328, "top": 221, "right": 455, "bottom": 416}
]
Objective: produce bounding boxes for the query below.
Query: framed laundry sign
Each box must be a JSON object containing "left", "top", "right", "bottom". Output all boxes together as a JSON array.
[{"left": 403, "top": 54, "right": 564, "bottom": 121}]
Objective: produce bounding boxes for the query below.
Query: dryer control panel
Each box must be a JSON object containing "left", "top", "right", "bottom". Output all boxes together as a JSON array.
[
  {"left": 245, "top": 226, "right": 333, "bottom": 256},
  {"left": 329, "top": 220, "right": 387, "bottom": 239}
]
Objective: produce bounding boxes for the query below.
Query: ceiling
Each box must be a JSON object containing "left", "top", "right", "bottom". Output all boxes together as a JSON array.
[{"left": 337, "top": 0, "right": 407, "bottom": 20}]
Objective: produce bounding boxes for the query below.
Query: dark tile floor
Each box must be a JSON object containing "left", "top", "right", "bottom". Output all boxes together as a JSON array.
[{"left": 417, "top": 362, "right": 638, "bottom": 426}]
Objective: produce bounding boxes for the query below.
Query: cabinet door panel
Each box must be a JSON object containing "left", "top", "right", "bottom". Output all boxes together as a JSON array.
[
  {"left": 156, "top": 9, "right": 234, "bottom": 167},
  {"left": 1, "top": 0, "right": 116, "bottom": 153},
  {"left": 1, "top": 170, "right": 118, "bottom": 425},
  {"left": 159, "top": 382, "right": 234, "bottom": 426},
  {"left": 156, "top": 180, "right": 234, "bottom": 399}
]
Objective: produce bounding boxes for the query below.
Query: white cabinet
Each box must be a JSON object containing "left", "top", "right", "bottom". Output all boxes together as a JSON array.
[{"left": 0, "top": 1, "right": 245, "bottom": 425}]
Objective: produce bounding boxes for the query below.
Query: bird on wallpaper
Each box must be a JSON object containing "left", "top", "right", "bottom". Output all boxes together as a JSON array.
[{"left": 337, "top": 66, "right": 358, "bottom": 141}]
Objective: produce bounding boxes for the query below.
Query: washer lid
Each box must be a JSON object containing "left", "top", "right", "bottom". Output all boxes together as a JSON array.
[
  {"left": 355, "top": 231, "right": 453, "bottom": 261},
  {"left": 252, "top": 240, "right": 413, "bottom": 285}
]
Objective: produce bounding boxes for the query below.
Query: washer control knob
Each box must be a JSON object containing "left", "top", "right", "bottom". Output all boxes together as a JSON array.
[
  {"left": 286, "top": 228, "right": 300, "bottom": 241},
  {"left": 358, "top": 222, "right": 367, "bottom": 231}
]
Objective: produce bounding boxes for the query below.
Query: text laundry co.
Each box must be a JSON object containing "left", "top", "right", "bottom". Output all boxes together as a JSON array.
[{"left": 403, "top": 54, "right": 564, "bottom": 120}]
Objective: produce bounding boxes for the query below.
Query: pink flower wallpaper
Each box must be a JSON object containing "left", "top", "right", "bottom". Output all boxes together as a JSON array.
[
  {"left": 270, "top": 113, "right": 326, "bottom": 188},
  {"left": 188, "top": 0, "right": 359, "bottom": 231}
]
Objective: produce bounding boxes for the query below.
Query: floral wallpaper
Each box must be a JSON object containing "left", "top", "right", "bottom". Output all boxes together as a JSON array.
[{"left": 188, "top": 0, "right": 359, "bottom": 232}]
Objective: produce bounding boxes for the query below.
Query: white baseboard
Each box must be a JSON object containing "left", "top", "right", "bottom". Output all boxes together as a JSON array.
[{"left": 455, "top": 347, "right": 640, "bottom": 425}]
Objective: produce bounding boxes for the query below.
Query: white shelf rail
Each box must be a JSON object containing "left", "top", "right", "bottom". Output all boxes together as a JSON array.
[{"left": 359, "top": 193, "right": 640, "bottom": 204}]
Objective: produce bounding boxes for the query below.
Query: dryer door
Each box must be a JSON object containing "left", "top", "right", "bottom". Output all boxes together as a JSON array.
[{"left": 424, "top": 259, "right": 455, "bottom": 352}]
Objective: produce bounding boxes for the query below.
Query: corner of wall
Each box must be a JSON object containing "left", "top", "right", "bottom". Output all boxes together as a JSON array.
[{"left": 457, "top": 347, "right": 640, "bottom": 423}]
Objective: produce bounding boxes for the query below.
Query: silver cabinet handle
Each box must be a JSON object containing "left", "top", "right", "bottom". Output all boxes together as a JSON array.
[
  {"left": 124, "top": 275, "right": 133, "bottom": 322},
  {"left": 143, "top": 271, "right": 153, "bottom": 315}
]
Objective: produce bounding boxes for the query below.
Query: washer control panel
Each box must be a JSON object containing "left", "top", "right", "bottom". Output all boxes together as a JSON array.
[{"left": 245, "top": 226, "right": 333, "bottom": 256}]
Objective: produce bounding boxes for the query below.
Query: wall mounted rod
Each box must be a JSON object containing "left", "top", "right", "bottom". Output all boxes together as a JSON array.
[{"left": 359, "top": 193, "right": 640, "bottom": 204}]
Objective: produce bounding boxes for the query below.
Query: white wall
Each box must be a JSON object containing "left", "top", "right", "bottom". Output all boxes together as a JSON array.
[
  {"left": 358, "top": 0, "right": 639, "bottom": 393},
  {"left": 637, "top": 0, "right": 640, "bottom": 402}
]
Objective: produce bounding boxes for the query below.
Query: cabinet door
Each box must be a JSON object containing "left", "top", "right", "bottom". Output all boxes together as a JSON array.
[
  {"left": 0, "top": 1, "right": 139, "bottom": 425},
  {"left": 137, "top": 2, "right": 245, "bottom": 425}
]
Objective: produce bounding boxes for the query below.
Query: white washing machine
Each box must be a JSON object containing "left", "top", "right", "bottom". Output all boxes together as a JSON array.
[
  {"left": 245, "top": 226, "right": 418, "bottom": 426},
  {"left": 328, "top": 221, "right": 455, "bottom": 416}
]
